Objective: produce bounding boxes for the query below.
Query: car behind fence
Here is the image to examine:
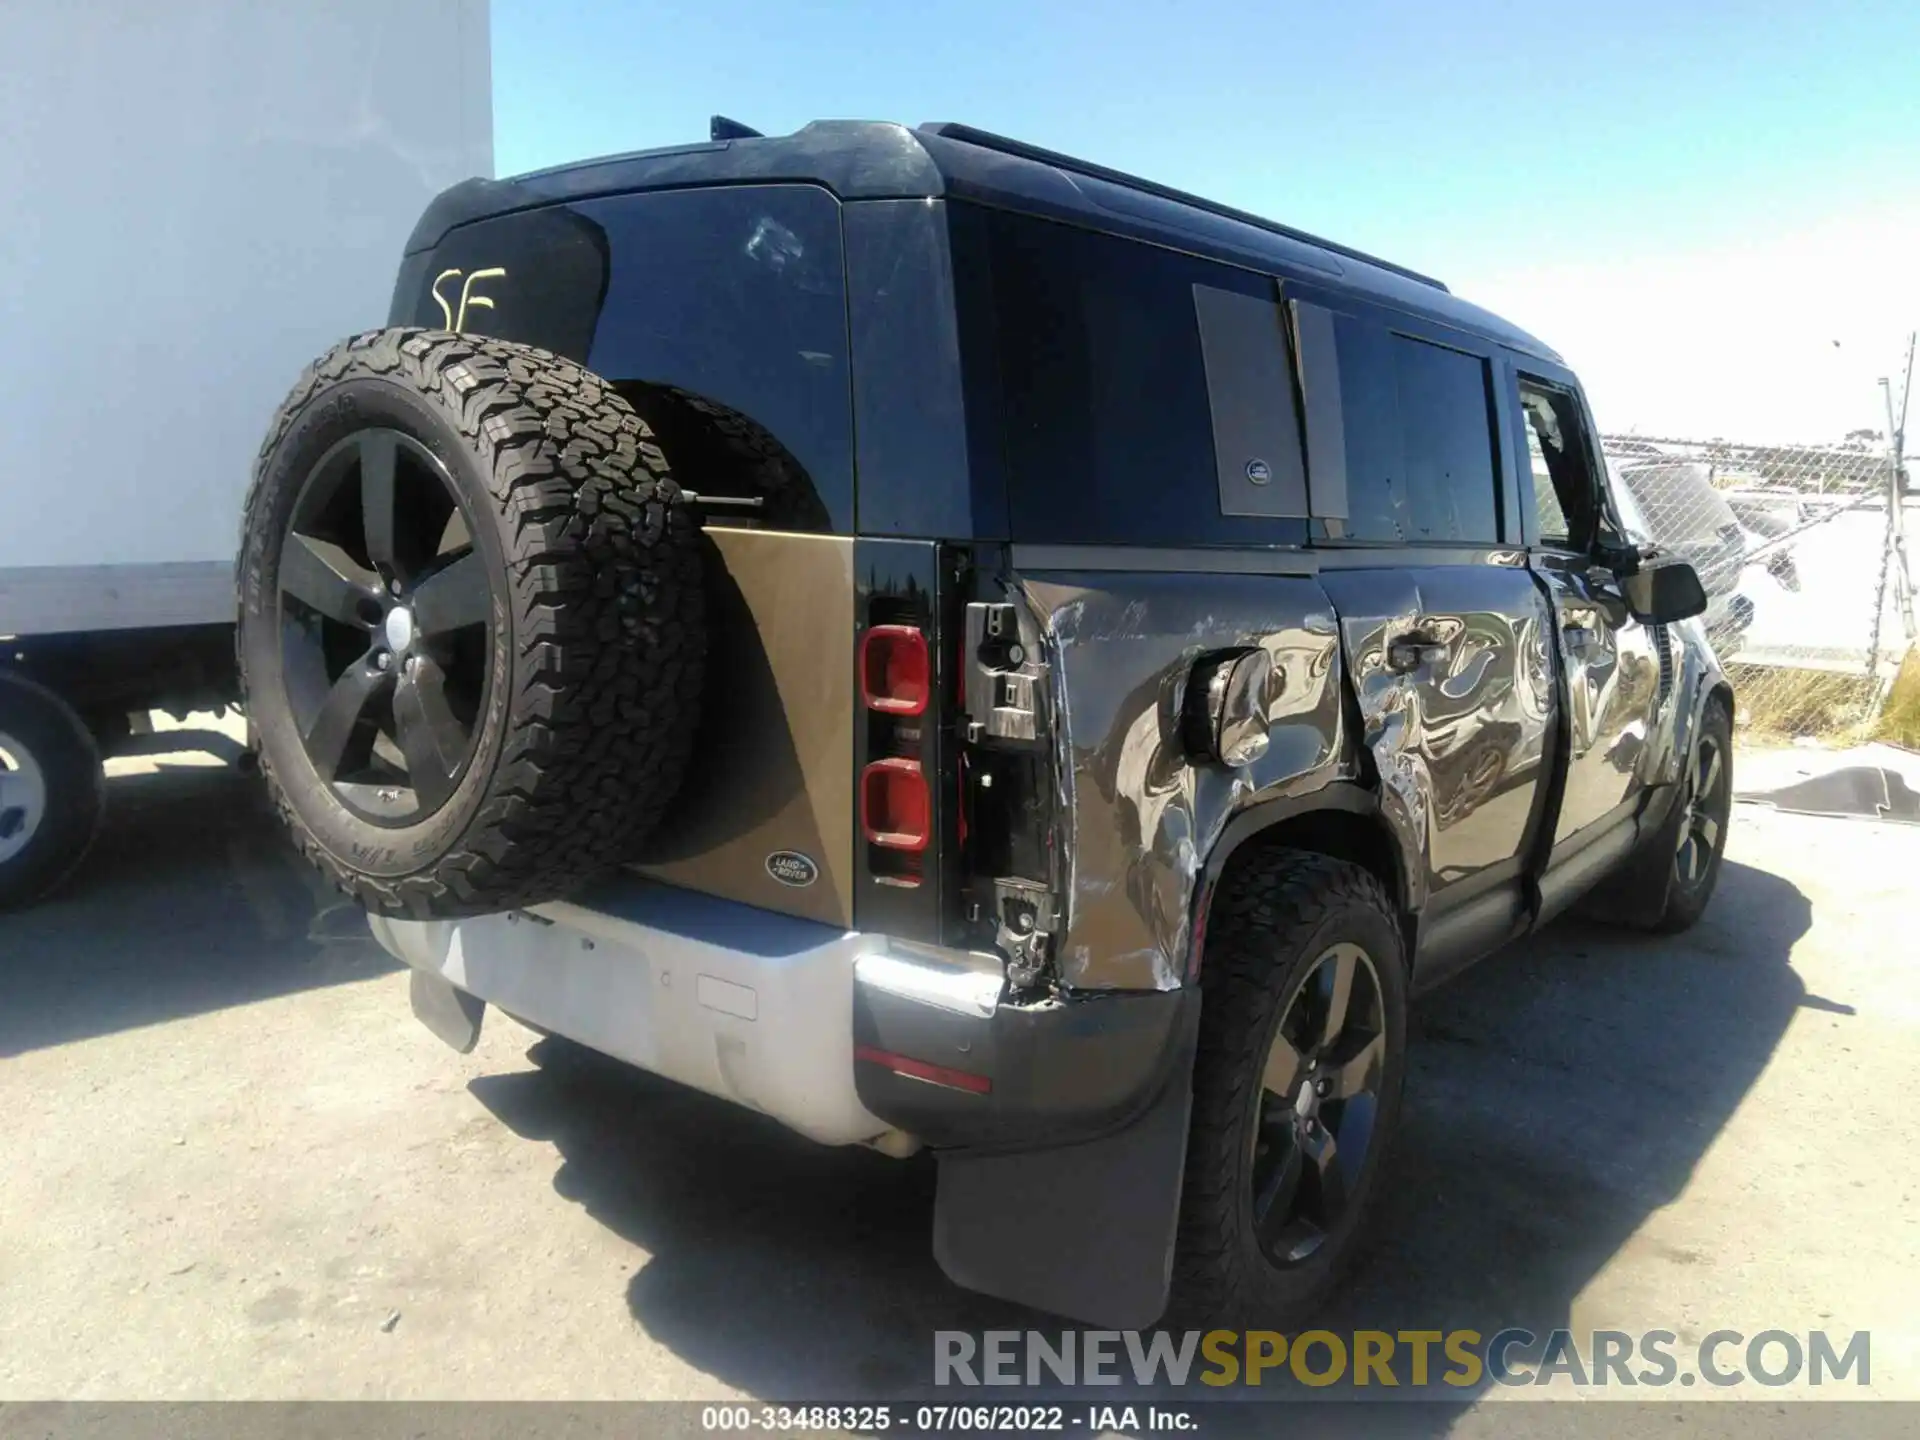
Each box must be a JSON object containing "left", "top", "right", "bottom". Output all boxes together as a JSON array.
[{"left": 1600, "top": 433, "right": 1916, "bottom": 738}]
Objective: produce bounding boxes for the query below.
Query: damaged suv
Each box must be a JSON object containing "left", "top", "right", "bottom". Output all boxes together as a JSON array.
[{"left": 237, "top": 120, "right": 1733, "bottom": 1327}]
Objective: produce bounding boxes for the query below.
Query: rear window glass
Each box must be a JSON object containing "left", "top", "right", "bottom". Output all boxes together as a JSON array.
[{"left": 979, "top": 210, "right": 1307, "bottom": 547}]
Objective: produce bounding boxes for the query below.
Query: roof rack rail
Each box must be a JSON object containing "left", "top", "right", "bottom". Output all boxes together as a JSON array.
[{"left": 917, "top": 122, "right": 1447, "bottom": 292}]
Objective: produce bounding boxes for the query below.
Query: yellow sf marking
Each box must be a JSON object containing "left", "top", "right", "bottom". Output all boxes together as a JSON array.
[{"left": 428, "top": 267, "right": 507, "bottom": 332}]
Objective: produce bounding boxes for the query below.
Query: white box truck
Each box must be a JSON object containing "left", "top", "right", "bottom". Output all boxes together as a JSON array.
[{"left": 0, "top": 0, "right": 492, "bottom": 906}]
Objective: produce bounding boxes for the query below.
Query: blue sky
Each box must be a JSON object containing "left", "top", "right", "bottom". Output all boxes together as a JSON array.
[{"left": 492, "top": 1, "right": 1920, "bottom": 440}]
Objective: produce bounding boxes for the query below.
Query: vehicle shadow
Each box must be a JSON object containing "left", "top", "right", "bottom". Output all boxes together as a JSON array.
[
  {"left": 469, "top": 1042, "right": 1017, "bottom": 1397},
  {"left": 1322, "top": 856, "right": 1812, "bottom": 1349},
  {"left": 465, "top": 856, "right": 1809, "bottom": 1414},
  {"left": 0, "top": 755, "right": 394, "bottom": 1057}
]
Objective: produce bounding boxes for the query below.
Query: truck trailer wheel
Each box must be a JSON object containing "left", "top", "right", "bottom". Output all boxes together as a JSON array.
[
  {"left": 238, "top": 328, "right": 705, "bottom": 919},
  {"left": 1171, "top": 849, "right": 1409, "bottom": 1326},
  {"left": 0, "top": 672, "right": 105, "bottom": 911}
]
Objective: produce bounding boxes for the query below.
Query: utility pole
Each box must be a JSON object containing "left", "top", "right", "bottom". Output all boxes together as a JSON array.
[
  {"left": 1881, "top": 333, "right": 1915, "bottom": 643},
  {"left": 1864, "top": 336, "right": 1914, "bottom": 702}
]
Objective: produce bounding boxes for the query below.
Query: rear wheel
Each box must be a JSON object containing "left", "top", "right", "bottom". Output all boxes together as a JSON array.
[
  {"left": 0, "top": 673, "right": 104, "bottom": 911},
  {"left": 1171, "top": 849, "right": 1408, "bottom": 1325}
]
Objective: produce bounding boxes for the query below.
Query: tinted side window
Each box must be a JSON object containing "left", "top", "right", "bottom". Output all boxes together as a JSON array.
[
  {"left": 406, "top": 185, "right": 855, "bottom": 532},
  {"left": 1332, "top": 317, "right": 1501, "bottom": 543},
  {"left": 401, "top": 206, "right": 611, "bottom": 362},
  {"left": 981, "top": 210, "right": 1307, "bottom": 547}
]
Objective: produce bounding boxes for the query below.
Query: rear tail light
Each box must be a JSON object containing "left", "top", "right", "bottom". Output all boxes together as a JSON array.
[
  {"left": 855, "top": 566, "right": 943, "bottom": 907},
  {"left": 862, "top": 757, "right": 931, "bottom": 852},
  {"left": 860, "top": 625, "right": 930, "bottom": 715}
]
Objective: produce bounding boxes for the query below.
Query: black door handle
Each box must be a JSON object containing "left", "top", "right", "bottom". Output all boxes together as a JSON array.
[{"left": 1385, "top": 632, "right": 1448, "bottom": 674}]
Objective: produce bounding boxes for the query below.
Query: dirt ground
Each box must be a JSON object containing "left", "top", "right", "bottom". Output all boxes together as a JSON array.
[{"left": 2, "top": 727, "right": 1916, "bottom": 1406}]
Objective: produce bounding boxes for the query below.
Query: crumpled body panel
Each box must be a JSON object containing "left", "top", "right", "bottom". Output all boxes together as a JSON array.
[
  {"left": 1017, "top": 570, "right": 1350, "bottom": 991},
  {"left": 1316, "top": 562, "right": 1559, "bottom": 914}
]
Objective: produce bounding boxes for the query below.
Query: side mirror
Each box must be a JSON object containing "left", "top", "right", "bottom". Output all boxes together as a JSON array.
[
  {"left": 1622, "top": 558, "right": 1708, "bottom": 624},
  {"left": 1181, "top": 648, "right": 1273, "bottom": 768}
]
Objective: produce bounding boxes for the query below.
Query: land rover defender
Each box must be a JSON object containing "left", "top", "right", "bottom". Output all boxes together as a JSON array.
[{"left": 236, "top": 119, "right": 1732, "bottom": 1327}]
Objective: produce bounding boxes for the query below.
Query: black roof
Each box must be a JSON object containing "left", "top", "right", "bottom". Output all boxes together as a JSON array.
[{"left": 406, "top": 120, "right": 1560, "bottom": 363}]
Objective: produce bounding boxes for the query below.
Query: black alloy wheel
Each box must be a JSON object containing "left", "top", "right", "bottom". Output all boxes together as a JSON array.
[
  {"left": 1172, "top": 849, "right": 1408, "bottom": 1326},
  {"left": 279, "top": 428, "right": 495, "bottom": 825},
  {"left": 1673, "top": 721, "right": 1730, "bottom": 896},
  {"left": 239, "top": 329, "right": 705, "bottom": 919},
  {"left": 1247, "top": 941, "right": 1388, "bottom": 1267}
]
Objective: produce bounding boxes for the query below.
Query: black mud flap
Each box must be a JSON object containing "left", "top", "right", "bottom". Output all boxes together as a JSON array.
[
  {"left": 410, "top": 968, "right": 486, "bottom": 1054},
  {"left": 931, "top": 1006, "right": 1198, "bottom": 1328}
]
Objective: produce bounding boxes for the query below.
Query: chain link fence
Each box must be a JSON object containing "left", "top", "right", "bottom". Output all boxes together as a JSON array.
[{"left": 1600, "top": 433, "right": 1917, "bottom": 738}]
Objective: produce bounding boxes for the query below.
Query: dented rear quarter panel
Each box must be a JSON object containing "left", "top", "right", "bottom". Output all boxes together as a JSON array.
[{"left": 1013, "top": 569, "right": 1355, "bottom": 992}]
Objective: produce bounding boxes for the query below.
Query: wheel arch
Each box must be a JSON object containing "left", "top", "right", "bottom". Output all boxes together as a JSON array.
[
  {"left": 614, "top": 380, "right": 831, "bottom": 532},
  {"left": 1664, "top": 627, "right": 1733, "bottom": 789},
  {"left": 1703, "top": 677, "right": 1735, "bottom": 725},
  {"left": 1190, "top": 783, "right": 1416, "bottom": 980}
]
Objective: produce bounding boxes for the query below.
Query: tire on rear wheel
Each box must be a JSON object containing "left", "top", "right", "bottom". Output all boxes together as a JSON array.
[
  {"left": 0, "top": 672, "right": 105, "bottom": 912},
  {"left": 1171, "top": 848, "right": 1409, "bottom": 1326},
  {"left": 238, "top": 328, "right": 705, "bottom": 919}
]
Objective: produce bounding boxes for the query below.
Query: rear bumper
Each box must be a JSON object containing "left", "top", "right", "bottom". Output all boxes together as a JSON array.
[
  {"left": 854, "top": 952, "right": 1191, "bottom": 1152},
  {"left": 370, "top": 881, "right": 1188, "bottom": 1155},
  {"left": 372, "top": 887, "right": 894, "bottom": 1147}
]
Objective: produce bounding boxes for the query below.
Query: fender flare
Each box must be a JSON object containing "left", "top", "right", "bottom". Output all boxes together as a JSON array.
[
  {"left": 1188, "top": 780, "right": 1418, "bottom": 981},
  {"left": 1666, "top": 633, "right": 1734, "bottom": 794}
]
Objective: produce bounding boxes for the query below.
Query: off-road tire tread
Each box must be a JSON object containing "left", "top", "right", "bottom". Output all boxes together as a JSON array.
[
  {"left": 1171, "top": 847, "right": 1405, "bottom": 1326},
  {"left": 238, "top": 327, "right": 704, "bottom": 919}
]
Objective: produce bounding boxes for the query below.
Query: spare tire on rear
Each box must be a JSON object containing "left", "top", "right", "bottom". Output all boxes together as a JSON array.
[{"left": 238, "top": 328, "right": 705, "bottom": 918}]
